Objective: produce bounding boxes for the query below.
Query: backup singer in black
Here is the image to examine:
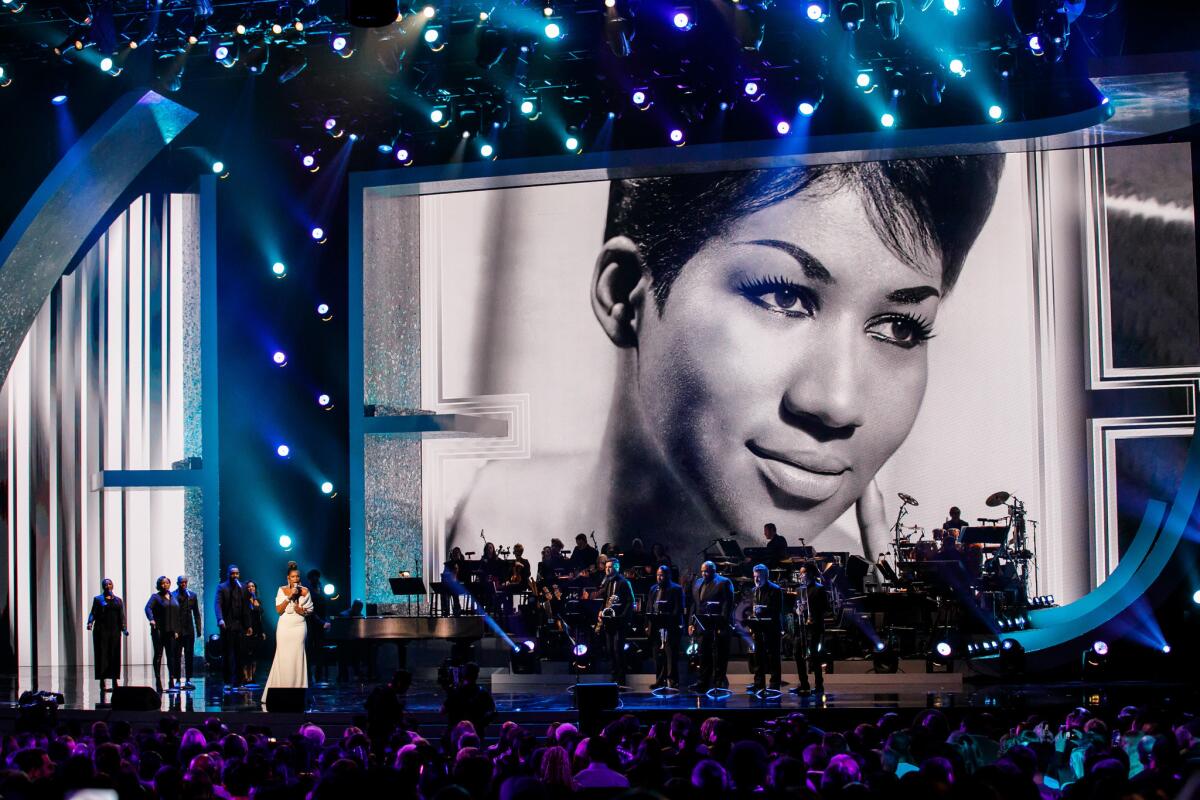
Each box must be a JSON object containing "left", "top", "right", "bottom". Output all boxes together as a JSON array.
[
  {"left": 750, "top": 563, "right": 784, "bottom": 691},
  {"left": 215, "top": 565, "right": 254, "bottom": 690},
  {"left": 599, "top": 558, "right": 635, "bottom": 685},
  {"left": 87, "top": 578, "right": 128, "bottom": 692},
  {"left": 791, "top": 561, "right": 831, "bottom": 696},
  {"left": 688, "top": 560, "right": 735, "bottom": 692},
  {"left": 174, "top": 575, "right": 202, "bottom": 691},
  {"left": 646, "top": 565, "right": 684, "bottom": 689},
  {"left": 145, "top": 576, "right": 182, "bottom": 693}
]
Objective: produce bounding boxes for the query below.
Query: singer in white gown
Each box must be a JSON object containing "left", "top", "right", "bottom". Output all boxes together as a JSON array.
[{"left": 262, "top": 566, "right": 312, "bottom": 703}]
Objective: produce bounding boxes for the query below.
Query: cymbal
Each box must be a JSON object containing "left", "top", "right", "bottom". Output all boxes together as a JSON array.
[
  {"left": 985, "top": 491, "right": 1011, "bottom": 508},
  {"left": 898, "top": 492, "right": 919, "bottom": 506}
]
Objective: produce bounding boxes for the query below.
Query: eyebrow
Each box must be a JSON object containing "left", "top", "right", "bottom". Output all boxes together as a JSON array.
[
  {"left": 742, "top": 239, "right": 834, "bottom": 284},
  {"left": 886, "top": 286, "right": 941, "bottom": 304}
]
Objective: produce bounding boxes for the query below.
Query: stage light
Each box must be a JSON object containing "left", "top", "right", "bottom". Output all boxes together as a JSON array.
[
  {"left": 1193, "top": 589, "right": 1200, "bottom": 604},
  {"left": 332, "top": 35, "right": 347, "bottom": 51},
  {"left": 672, "top": 10, "right": 692, "bottom": 30},
  {"left": 272, "top": 351, "right": 287, "bottom": 366},
  {"left": 544, "top": 22, "right": 561, "bottom": 39},
  {"left": 214, "top": 44, "right": 230, "bottom": 62},
  {"left": 276, "top": 444, "right": 290, "bottom": 458},
  {"left": 935, "top": 642, "right": 953, "bottom": 658},
  {"left": 872, "top": 641, "right": 899, "bottom": 673},
  {"left": 1028, "top": 34, "right": 1043, "bottom": 55},
  {"left": 0, "top": 66, "right": 9, "bottom": 88},
  {"left": 838, "top": 1, "right": 864, "bottom": 31},
  {"left": 271, "top": 22, "right": 283, "bottom": 36},
  {"left": 311, "top": 226, "right": 325, "bottom": 241},
  {"left": 880, "top": 112, "right": 896, "bottom": 128},
  {"left": 949, "top": 57, "right": 966, "bottom": 76},
  {"left": 51, "top": 94, "right": 68, "bottom": 105},
  {"left": 377, "top": 143, "right": 393, "bottom": 154},
  {"left": 324, "top": 117, "right": 338, "bottom": 132},
  {"left": 318, "top": 393, "right": 332, "bottom": 407},
  {"left": 99, "top": 56, "right": 113, "bottom": 72},
  {"left": 235, "top": 23, "right": 247, "bottom": 35},
  {"left": 320, "top": 481, "right": 334, "bottom": 494},
  {"left": 943, "top": 0, "right": 960, "bottom": 13},
  {"left": 855, "top": 71, "right": 872, "bottom": 89},
  {"left": 1162, "top": 644, "right": 1172, "bottom": 654},
  {"left": 302, "top": 154, "right": 318, "bottom": 172},
  {"left": 564, "top": 135, "right": 580, "bottom": 152},
  {"left": 211, "top": 160, "right": 225, "bottom": 174},
  {"left": 631, "top": 89, "right": 650, "bottom": 109},
  {"left": 798, "top": 101, "right": 817, "bottom": 116},
  {"left": 430, "top": 106, "right": 449, "bottom": 126},
  {"left": 317, "top": 302, "right": 331, "bottom": 317},
  {"left": 605, "top": 0, "right": 616, "bottom": 7},
  {"left": 423, "top": 27, "right": 440, "bottom": 44},
  {"left": 519, "top": 98, "right": 536, "bottom": 116},
  {"left": 479, "top": 143, "right": 495, "bottom": 158},
  {"left": 743, "top": 80, "right": 759, "bottom": 97},
  {"left": 278, "top": 534, "right": 293, "bottom": 549},
  {"left": 395, "top": 148, "right": 412, "bottom": 165},
  {"left": 874, "top": 641, "right": 886, "bottom": 652},
  {"left": 988, "top": 104, "right": 1004, "bottom": 121},
  {"left": 331, "top": 33, "right": 354, "bottom": 58},
  {"left": 875, "top": 0, "right": 902, "bottom": 40},
  {"left": 271, "top": 261, "right": 286, "bottom": 277},
  {"left": 806, "top": 3, "right": 825, "bottom": 20},
  {"left": 422, "top": 5, "right": 436, "bottom": 18},
  {"left": 572, "top": 643, "right": 588, "bottom": 657},
  {"left": 775, "top": 120, "right": 790, "bottom": 135},
  {"left": 323, "top": 583, "right": 335, "bottom": 596},
  {"left": 668, "top": 128, "right": 685, "bottom": 146}
]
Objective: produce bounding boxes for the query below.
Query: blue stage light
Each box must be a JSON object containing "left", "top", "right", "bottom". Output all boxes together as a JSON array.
[
  {"left": 522, "top": 639, "right": 536, "bottom": 651},
  {"left": 318, "top": 393, "right": 332, "bottom": 407},
  {"left": 51, "top": 94, "right": 67, "bottom": 105},
  {"left": 320, "top": 481, "right": 334, "bottom": 494},
  {"left": 880, "top": 112, "right": 896, "bottom": 128},
  {"left": 564, "top": 135, "right": 580, "bottom": 152},
  {"left": 317, "top": 303, "right": 330, "bottom": 316},
  {"left": 672, "top": 11, "right": 691, "bottom": 29},
  {"left": 632, "top": 89, "right": 649, "bottom": 108},
  {"left": 214, "top": 45, "right": 229, "bottom": 61},
  {"left": 1162, "top": 644, "right": 1172, "bottom": 654},
  {"left": 775, "top": 120, "right": 790, "bottom": 135},
  {"left": 479, "top": 143, "right": 495, "bottom": 158},
  {"left": 424, "top": 28, "right": 439, "bottom": 44},
  {"left": 943, "top": 0, "right": 959, "bottom": 13},
  {"left": 430, "top": 107, "right": 445, "bottom": 124},
  {"left": 1028, "top": 34, "right": 1043, "bottom": 55},
  {"left": 988, "top": 104, "right": 1004, "bottom": 121},
  {"left": 99, "top": 56, "right": 113, "bottom": 72},
  {"left": 332, "top": 35, "right": 348, "bottom": 52},
  {"left": 1092, "top": 640, "right": 1108, "bottom": 656},
  {"left": 806, "top": 3, "right": 825, "bottom": 20},
  {"left": 276, "top": 444, "right": 290, "bottom": 458},
  {"left": 855, "top": 71, "right": 872, "bottom": 89},
  {"left": 0, "top": 66, "right": 9, "bottom": 88},
  {"left": 279, "top": 534, "right": 293, "bottom": 549},
  {"left": 744, "top": 80, "right": 759, "bottom": 97},
  {"left": 323, "top": 583, "right": 335, "bottom": 596},
  {"left": 271, "top": 261, "right": 286, "bottom": 277},
  {"left": 935, "top": 642, "right": 953, "bottom": 658},
  {"left": 311, "top": 226, "right": 325, "bottom": 241},
  {"left": 572, "top": 643, "right": 588, "bottom": 657},
  {"left": 422, "top": 5, "right": 436, "bottom": 17},
  {"left": 544, "top": 22, "right": 561, "bottom": 39},
  {"left": 272, "top": 351, "right": 287, "bottom": 366},
  {"left": 874, "top": 641, "right": 886, "bottom": 652},
  {"left": 520, "top": 99, "right": 535, "bottom": 115},
  {"left": 798, "top": 101, "right": 816, "bottom": 116},
  {"left": 377, "top": 143, "right": 393, "bottom": 154},
  {"left": 1193, "top": 589, "right": 1200, "bottom": 605},
  {"left": 949, "top": 57, "right": 966, "bottom": 76},
  {"left": 668, "top": 128, "right": 685, "bottom": 145},
  {"left": 324, "top": 117, "right": 337, "bottom": 132},
  {"left": 211, "top": 161, "right": 226, "bottom": 175}
]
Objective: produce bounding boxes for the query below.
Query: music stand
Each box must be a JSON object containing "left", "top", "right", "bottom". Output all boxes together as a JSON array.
[
  {"left": 960, "top": 526, "right": 1007, "bottom": 547},
  {"left": 876, "top": 558, "right": 899, "bottom": 585},
  {"left": 390, "top": 577, "right": 428, "bottom": 617}
]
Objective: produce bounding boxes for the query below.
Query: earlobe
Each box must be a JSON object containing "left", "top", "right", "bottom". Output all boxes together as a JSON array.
[{"left": 592, "top": 235, "right": 648, "bottom": 348}]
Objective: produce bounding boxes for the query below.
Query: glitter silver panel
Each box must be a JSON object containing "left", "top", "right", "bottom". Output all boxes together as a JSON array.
[
  {"left": 363, "top": 193, "right": 421, "bottom": 409},
  {"left": 184, "top": 487, "right": 204, "bottom": 654},
  {"left": 364, "top": 435, "right": 423, "bottom": 604},
  {"left": 179, "top": 192, "right": 204, "bottom": 459}
]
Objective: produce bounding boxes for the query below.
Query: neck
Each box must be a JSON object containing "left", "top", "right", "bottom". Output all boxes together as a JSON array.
[{"left": 596, "top": 361, "right": 721, "bottom": 544}]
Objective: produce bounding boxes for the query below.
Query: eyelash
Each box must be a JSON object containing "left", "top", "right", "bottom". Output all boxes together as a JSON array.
[{"left": 735, "top": 275, "right": 936, "bottom": 348}]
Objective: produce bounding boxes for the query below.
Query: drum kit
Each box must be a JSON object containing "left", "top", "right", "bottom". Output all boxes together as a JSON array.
[{"left": 884, "top": 489, "right": 1036, "bottom": 603}]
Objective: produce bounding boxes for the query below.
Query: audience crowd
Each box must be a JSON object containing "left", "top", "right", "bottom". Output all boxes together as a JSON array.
[{"left": 1, "top": 676, "right": 1198, "bottom": 800}]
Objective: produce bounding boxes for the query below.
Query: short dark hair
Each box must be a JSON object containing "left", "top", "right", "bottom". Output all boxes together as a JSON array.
[
  {"left": 605, "top": 156, "right": 1005, "bottom": 312},
  {"left": 764, "top": 523, "right": 777, "bottom": 535}
]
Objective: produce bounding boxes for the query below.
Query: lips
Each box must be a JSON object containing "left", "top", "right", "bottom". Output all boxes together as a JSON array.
[{"left": 747, "top": 440, "right": 849, "bottom": 504}]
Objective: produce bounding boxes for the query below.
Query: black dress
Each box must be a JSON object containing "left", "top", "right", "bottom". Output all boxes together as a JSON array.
[{"left": 88, "top": 593, "right": 126, "bottom": 680}]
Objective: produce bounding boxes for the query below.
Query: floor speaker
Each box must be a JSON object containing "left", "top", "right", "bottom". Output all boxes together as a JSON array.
[
  {"left": 264, "top": 687, "right": 306, "bottom": 713},
  {"left": 110, "top": 686, "right": 160, "bottom": 711}
]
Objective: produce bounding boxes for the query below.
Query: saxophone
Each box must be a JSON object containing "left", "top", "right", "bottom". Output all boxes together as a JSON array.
[{"left": 596, "top": 586, "right": 617, "bottom": 634}]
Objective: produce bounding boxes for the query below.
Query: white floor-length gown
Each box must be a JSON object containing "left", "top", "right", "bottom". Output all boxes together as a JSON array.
[{"left": 262, "top": 587, "right": 312, "bottom": 702}]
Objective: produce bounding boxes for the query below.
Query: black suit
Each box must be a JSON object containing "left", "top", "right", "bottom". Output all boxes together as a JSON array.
[
  {"left": 647, "top": 580, "right": 684, "bottom": 686},
  {"left": 763, "top": 534, "right": 789, "bottom": 568},
  {"left": 751, "top": 580, "right": 784, "bottom": 688},
  {"left": 215, "top": 579, "right": 252, "bottom": 685},
  {"left": 690, "top": 575, "right": 734, "bottom": 689},
  {"left": 174, "top": 588, "right": 202, "bottom": 681},
  {"left": 795, "top": 581, "right": 831, "bottom": 692},
  {"left": 600, "top": 574, "right": 634, "bottom": 683},
  {"left": 145, "top": 592, "right": 182, "bottom": 689}
]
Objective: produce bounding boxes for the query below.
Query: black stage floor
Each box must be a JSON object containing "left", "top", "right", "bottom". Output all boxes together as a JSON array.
[{"left": 0, "top": 666, "right": 1195, "bottom": 735}]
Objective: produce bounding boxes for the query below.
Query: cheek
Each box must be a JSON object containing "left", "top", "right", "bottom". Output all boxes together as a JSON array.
[{"left": 856, "top": 350, "right": 928, "bottom": 465}]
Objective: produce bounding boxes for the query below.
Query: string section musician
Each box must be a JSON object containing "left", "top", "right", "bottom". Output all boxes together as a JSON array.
[
  {"left": 646, "top": 565, "right": 684, "bottom": 690},
  {"left": 749, "top": 564, "right": 784, "bottom": 692},
  {"left": 688, "top": 560, "right": 734, "bottom": 692},
  {"left": 790, "top": 561, "right": 831, "bottom": 696},
  {"left": 598, "top": 557, "right": 634, "bottom": 685}
]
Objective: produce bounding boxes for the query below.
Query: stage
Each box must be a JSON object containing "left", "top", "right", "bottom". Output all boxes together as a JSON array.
[{"left": 1, "top": 665, "right": 1196, "bottom": 738}]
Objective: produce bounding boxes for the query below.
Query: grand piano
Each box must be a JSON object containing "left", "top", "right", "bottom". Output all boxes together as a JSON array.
[{"left": 327, "top": 615, "right": 487, "bottom": 642}]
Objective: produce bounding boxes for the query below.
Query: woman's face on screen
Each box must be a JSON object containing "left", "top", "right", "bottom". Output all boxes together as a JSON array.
[{"left": 633, "top": 185, "right": 942, "bottom": 538}]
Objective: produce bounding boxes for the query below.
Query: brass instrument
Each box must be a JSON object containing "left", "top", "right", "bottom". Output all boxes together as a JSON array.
[{"left": 595, "top": 590, "right": 616, "bottom": 634}]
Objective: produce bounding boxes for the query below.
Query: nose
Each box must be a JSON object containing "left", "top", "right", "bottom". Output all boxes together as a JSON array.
[{"left": 781, "top": 319, "right": 866, "bottom": 436}]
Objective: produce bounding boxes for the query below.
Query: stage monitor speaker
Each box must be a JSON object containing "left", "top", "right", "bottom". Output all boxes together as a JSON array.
[
  {"left": 346, "top": 0, "right": 398, "bottom": 27},
  {"left": 111, "top": 686, "right": 159, "bottom": 711},
  {"left": 574, "top": 681, "right": 619, "bottom": 724},
  {"left": 264, "top": 688, "right": 306, "bottom": 713}
]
